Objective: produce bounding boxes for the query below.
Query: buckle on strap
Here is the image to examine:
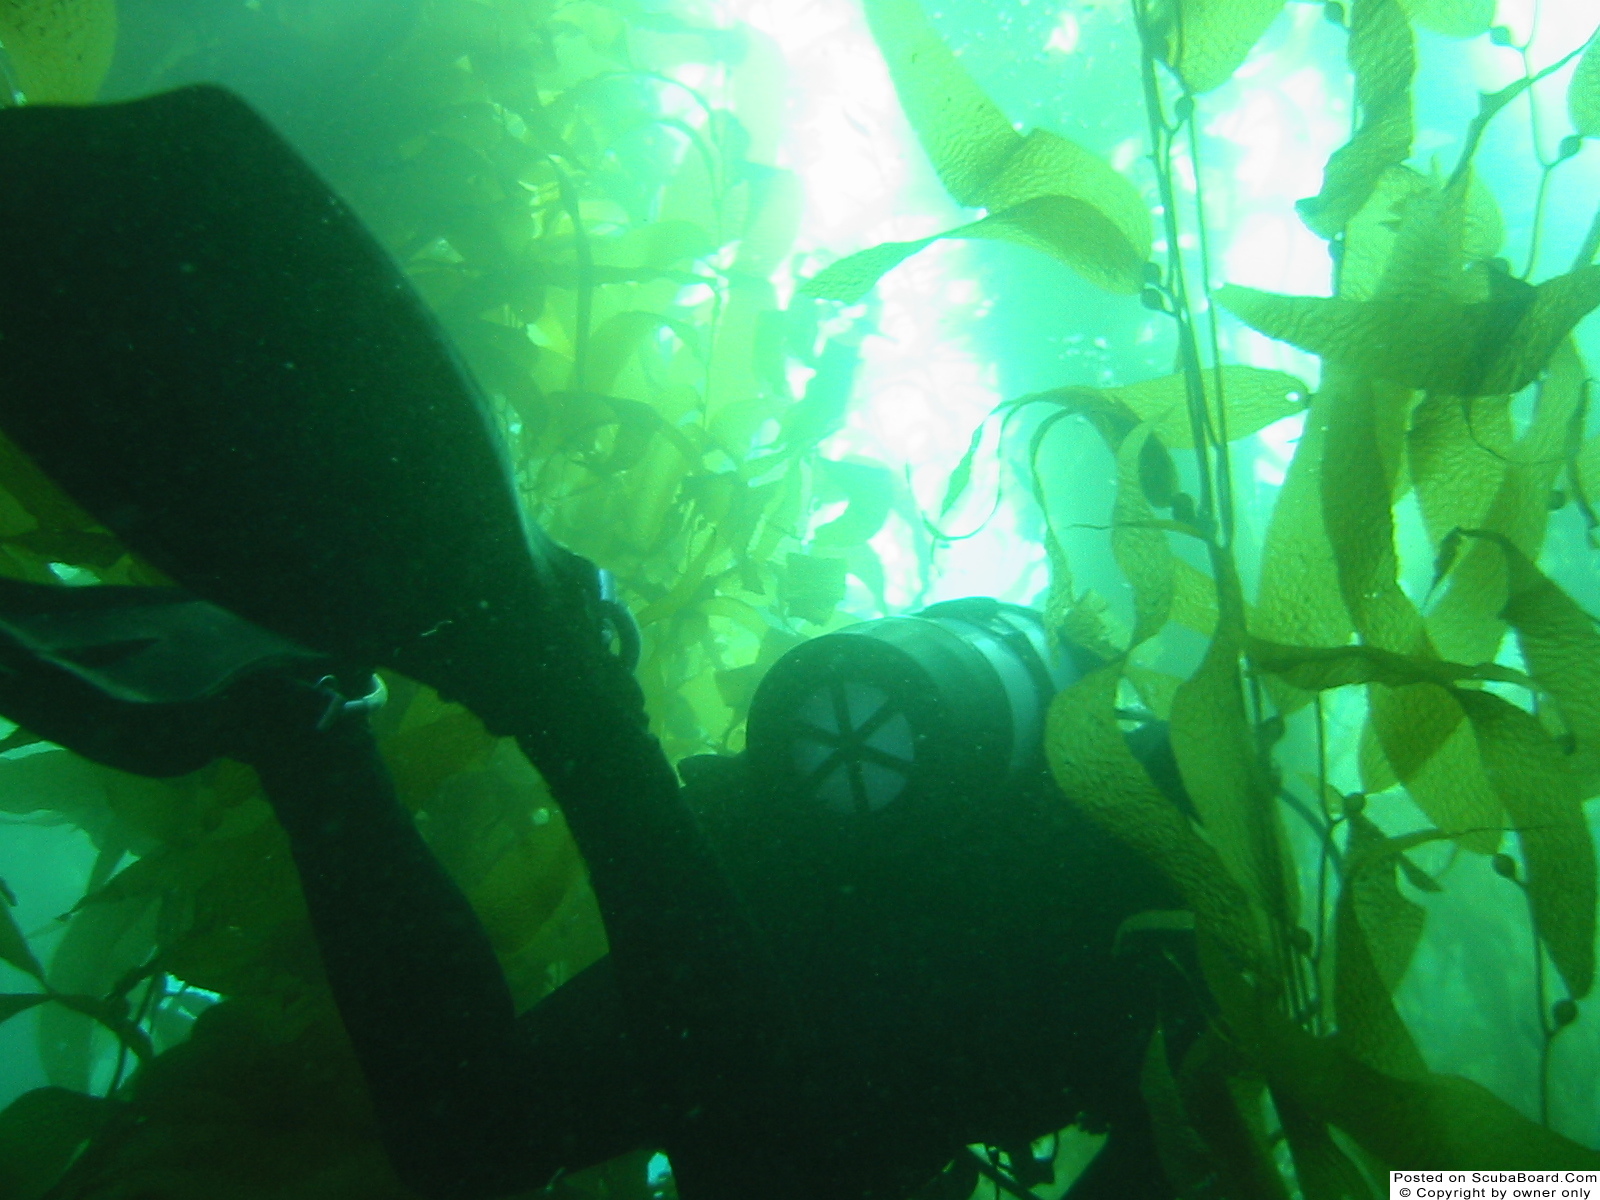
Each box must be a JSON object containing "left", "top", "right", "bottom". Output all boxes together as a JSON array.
[{"left": 312, "top": 673, "right": 388, "bottom": 733}]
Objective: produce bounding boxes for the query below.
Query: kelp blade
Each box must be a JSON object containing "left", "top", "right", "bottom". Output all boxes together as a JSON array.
[
  {"left": 0, "top": 86, "right": 572, "bottom": 733},
  {"left": 0, "top": 0, "right": 116, "bottom": 103}
]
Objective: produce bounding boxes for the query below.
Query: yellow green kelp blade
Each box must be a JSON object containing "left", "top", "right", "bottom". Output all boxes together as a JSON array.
[
  {"left": 1396, "top": 0, "right": 1495, "bottom": 38},
  {"left": 1218, "top": 267, "right": 1600, "bottom": 397},
  {"left": 818, "top": 0, "right": 1151, "bottom": 298},
  {"left": 1298, "top": 0, "right": 1415, "bottom": 240},
  {"left": 0, "top": 0, "right": 115, "bottom": 103},
  {"left": 1572, "top": 33, "right": 1600, "bottom": 138},
  {"left": 1454, "top": 687, "right": 1596, "bottom": 1000},
  {"left": 1148, "top": 0, "right": 1288, "bottom": 95}
]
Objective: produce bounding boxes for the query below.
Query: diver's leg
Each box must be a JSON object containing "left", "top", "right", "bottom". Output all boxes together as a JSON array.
[
  {"left": 512, "top": 668, "right": 802, "bottom": 1173},
  {"left": 246, "top": 684, "right": 662, "bottom": 1199},
  {"left": 1063, "top": 1108, "right": 1177, "bottom": 1200},
  {"left": 510, "top": 955, "right": 665, "bottom": 1173}
]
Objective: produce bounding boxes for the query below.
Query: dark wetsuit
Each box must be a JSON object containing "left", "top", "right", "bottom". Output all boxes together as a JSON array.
[
  {"left": 243, "top": 671, "right": 1191, "bottom": 1200},
  {"left": 0, "top": 80, "right": 1192, "bottom": 1199}
]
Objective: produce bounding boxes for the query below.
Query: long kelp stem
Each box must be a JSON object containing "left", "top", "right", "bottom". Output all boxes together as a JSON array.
[
  {"left": 1132, "top": 0, "right": 1219, "bottom": 542},
  {"left": 1186, "top": 109, "right": 1236, "bottom": 546}
]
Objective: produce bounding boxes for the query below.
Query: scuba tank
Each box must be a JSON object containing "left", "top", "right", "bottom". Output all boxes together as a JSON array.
[
  {"left": 744, "top": 598, "right": 1076, "bottom": 820},
  {"left": 689, "top": 603, "right": 1191, "bottom": 1170}
]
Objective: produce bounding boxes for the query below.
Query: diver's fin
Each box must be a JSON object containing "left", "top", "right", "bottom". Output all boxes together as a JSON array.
[
  {"left": 0, "top": 578, "right": 328, "bottom": 776},
  {"left": 1063, "top": 1110, "right": 1179, "bottom": 1200},
  {"left": 0, "top": 85, "right": 584, "bottom": 733}
]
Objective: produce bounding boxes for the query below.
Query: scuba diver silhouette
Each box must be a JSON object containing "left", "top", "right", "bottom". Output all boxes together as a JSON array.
[{"left": 0, "top": 87, "right": 1200, "bottom": 1199}]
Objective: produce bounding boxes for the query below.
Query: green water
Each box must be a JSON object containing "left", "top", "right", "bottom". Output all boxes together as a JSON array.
[{"left": 1, "top": 0, "right": 1599, "bottom": 1196}]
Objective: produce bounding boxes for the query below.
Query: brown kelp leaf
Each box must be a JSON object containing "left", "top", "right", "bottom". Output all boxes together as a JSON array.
[
  {"left": 838, "top": 0, "right": 1151, "bottom": 295},
  {"left": 716, "top": 626, "right": 806, "bottom": 717},
  {"left": 978, "top": 129, "right": 1152, "bottom": 287},
  {"left": 1573, "top": 35, "right": 1600, "bottom": 138},
  {"left": 800, "top": 192, "right": 1149, "bottom": 303},
  {"left": 1477, "top": 267, "right": 1600, "bottom": 396},
  {"left": 1299, "top": 0, "right": 1415, "bottom": 238},
  {"left": 1042, "top": 524, "right": 1076, "bottom": 638},
  {"left": 1370, "top": 683, "right": 1502, "bottom": 852},
  {"left": 1334, "top": 811, "right": 1428, "bottom": 1078},
  {"left": 1372, "top": 171, "right": 1473, "bottom": 304},
  {"left": 1169, "top": 552, "right": 1297, "bottom": 954},
  {"left": 140, "top": 823, "right": 314, "bottom": 999},
  {"left": 1008, "top": 382, "right": 1177, "bottom": 504},
  {"left": 0, "top": 1085, "right": 111, "bottom": 1200},
  {"left": 0, "top": 894, "right": 44, "bottom": 982},
  {"left": 1218, "top": 268, "right": 1600, "bottom": 397},
  {"left": 1112, "top": 366, "right": 1309, "bottom": 448},
  {"left": 1462, "top": 527, "right": 1600, "bottom": 797},
  {"left": 1337, "top": 167, "right": 1502, "bottom": 303},
  {"left": 1170, "top": 557, "right": 1219, "bottom": 636},
  {"left": 1140, "top": 1028, "right": 1217, "bottom": 1196},
  {"left": 1424, "top": 345, "right": 1582, "bottom": 665},
  {"left": 74, "top": 828, "right": 223, "bottom": 913},
  {"left": 1220, "top": 289, "right": 1451, "bottom": 388},
  {"left": 1113, "top": 909, "right": 1198, "bottom": 954},
  {"left": 1406, "top": 390, "right": 1510, "bottom": 548},
  {"left": 440, "top": 779, "right": 579, "bottom": 959},
  {"left": 799, "top": 234, "right": 946, "bottom": 305},
  {"left": 859, "top": 0, "right": 1020, "bottom": 207},
  {"left": 1462, "top": 172, "right": 1507, "bottom": 263},
  {"left": 48, "top": 1001, "right": 400, "bottom": 1199},
  {"left": 41, "top": 892, "right": 158, "bottom": 1091},
  {"left": 1340, "top": 167, "right": 1432, "bottom": 302},
  {"left": 1176, "top": 1036, "right": 1294, "bottom": 1200},
  {"left": 1369, "top": 684, "right": 1504, "bottom": 857},
  {"left": 811, "top": 461, "right": 893, "bottom": 549},
  {"left": 1011, "top": 383, "right": 1140, "bottom": 451},
  {"left": 937, "top": 422, "right": 987, "bottom": 521},
  {"left": 6, "top": 529, "right": 125, "bottom": 569},
  {"left": 1113, "top": 427, "right": 1176, "bottom": 648},
  {"left": 0, "top": 0, "right": 115, "bottom": 103},
  {"left": 1455, "top": 688, "right": 1596, "bottom": 999},
  {"left": 975, "top": 192, "right": 1150, "bottom": 296},
  {"left": 1126, "top": 662, "right": 1184, "bottom": 720},
  {"left": 781, "top": 552, "right": 847, "bottom": 625},
  {"left": 1145, "top": 0, "right": 1289, "bottom": 95},
  {"left": 1253, "top": 389, "right": 1353, "bottom": 662},
  {"left": 1359, "top": 716, "right": 1399, "bottom": 794},
  {"left": 0, "top": 993, "right": 50, "bottom": 1027},
  {"left": 1396, "top": 0, "right": 1495, "bottom": 37},
  {"left": 1319, "top": 370, "right": 1422, "bottom": 652},
  {"left": 1258, "top": 1014, "right": 1600, "bottom": 1171},
  {"left": 1047, "top": 665, "right": 1264, "bottom": 970},
  {"left": 1247, "top": 639, "right": 1532, "bottom": 693},
  {"left": 1276, "top": 1090, "right": 1380, "bottom": 1200},
  {"left": 583, "top": 310, "right": 698, "bottom": 398},
  {"left": 635, "top": 536, "right": 722, "bottom": 627},
  {"left": 382, "top": 705, "right": 498, "bottom": 813},
  {"left": 0, "top": 429, "right": 97, "bottom": 534},
  {"left": 449, "top": 316, "right": 545, "bottom": 431},
  {"left": 1342, "top": 823, "right": 1458, "bottom": 876}
]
